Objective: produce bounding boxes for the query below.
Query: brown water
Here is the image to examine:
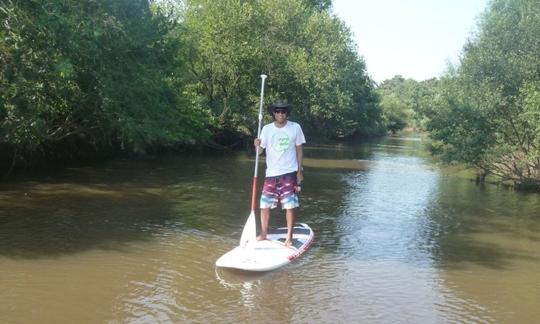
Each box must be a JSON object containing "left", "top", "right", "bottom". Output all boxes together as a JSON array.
[{"left": 1, "top": 136, "right": 539, "bottom": 323}]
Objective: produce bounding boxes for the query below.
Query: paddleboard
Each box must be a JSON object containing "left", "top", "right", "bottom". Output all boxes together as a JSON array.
[{"left": 216, "top": 223, "right": 314, "bottom": 272}]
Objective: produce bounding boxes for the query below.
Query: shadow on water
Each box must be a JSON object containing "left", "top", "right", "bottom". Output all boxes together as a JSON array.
[
  {"left": 420, "top": 177, "right": 540, "bottom": 270},
  {"left": 0, "top": 187, "right": 174, "bottom": 259},
  {"left": 0, "top": 154, "right": 256, "bottom": 259}
]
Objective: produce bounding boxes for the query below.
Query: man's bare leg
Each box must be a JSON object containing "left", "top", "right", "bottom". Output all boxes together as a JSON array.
[
  {"left": 257, "top": 208, "right": 270, "bottom": 240},
  {"left": 284, "top": 208, "right": 295, "bottom": 247}
]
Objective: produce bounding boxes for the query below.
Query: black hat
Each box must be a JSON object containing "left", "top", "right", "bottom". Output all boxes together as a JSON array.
[{"left": 267, "top": 99, "right": 292, "bottom": 115}]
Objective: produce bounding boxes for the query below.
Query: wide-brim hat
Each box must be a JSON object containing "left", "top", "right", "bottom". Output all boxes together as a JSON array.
[{"left": 267, "top": 99, "right": 292, "bottom": 115}]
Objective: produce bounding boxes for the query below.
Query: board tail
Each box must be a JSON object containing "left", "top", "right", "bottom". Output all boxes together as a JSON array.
[{"left": 239, "top": 210, "right": 257, "bottom": 248}]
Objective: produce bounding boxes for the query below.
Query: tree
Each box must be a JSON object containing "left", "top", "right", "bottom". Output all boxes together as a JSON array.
[
  {"left": 422, "top": 0, "right": 540, "bottom": 189},
  {"left": 377, "top": 76, "right": 416, "bottom": 133},
  {"left": 175, "top": 0, "right": 383, "bottom": 140},
  {"left": 376, "top": 75, "right": 440, "bottom": 134},
  {"left": 302, "top": 0, "right": 332, "bottom": 11},
  {"left": 0, "top": 0, "right": 211, "bottom": 168},
  {"left": 1, "top": 0, "right": 386, "bottom": 171}
]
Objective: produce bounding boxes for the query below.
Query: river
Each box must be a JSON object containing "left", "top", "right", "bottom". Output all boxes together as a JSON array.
[{"left": 1, "top": 135, "right": 539, "bottom": 323}]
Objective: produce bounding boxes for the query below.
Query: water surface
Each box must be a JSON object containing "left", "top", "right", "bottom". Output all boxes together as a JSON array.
[{"left": 1, "top": 136, "right": 539, "bottom": 323}]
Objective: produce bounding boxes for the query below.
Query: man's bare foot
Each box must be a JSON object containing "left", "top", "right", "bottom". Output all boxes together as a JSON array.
[
  {"left": 256, "top": 234, "right": 267, "bottom": 241},
  {"left": 284, "top": 238, "right": 292, "bottom": 247}
]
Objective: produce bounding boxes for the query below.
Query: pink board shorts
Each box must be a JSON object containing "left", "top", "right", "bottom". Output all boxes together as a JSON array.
[{"left": 260, "top": 172, "right": 299, "bottom": 209}]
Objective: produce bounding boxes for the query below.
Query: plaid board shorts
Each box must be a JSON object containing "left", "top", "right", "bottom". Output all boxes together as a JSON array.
[{"left": 260, "top": 172, "right": 300, "bottom": 210}]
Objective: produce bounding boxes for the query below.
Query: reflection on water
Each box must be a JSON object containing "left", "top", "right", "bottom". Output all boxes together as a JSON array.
[{"left": 1, "top": 135, "right": 540, "bottom": 323}]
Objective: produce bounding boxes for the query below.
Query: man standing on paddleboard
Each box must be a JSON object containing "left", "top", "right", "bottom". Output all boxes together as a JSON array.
[{"left": 254, "top": 99, "right": 306, "bottom": 247}]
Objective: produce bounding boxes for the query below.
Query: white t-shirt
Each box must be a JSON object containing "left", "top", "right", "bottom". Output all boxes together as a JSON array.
[{"left": 260, "top": 120, "right": 306, "bottom": 177}]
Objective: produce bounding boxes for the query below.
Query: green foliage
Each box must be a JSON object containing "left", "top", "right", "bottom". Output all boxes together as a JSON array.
[
  {"left": 302, "top": 0, "right": 332, "bottom": 11},
  {"left": 376, "top": 75, "right": 440, "bottom": 134},
  {"left": 378, "top": 95, "right": 408, "bottom": 134},
  {"left": 421, "top": 0, "right": 540, "bottom": 188},
  {"left": 0, "top": 0, "right": 211, "bottom": 166},
  {"left": 1, "top": 0, "right": 385, "bottom": 170},
  {"left": 177, "top": 0, "right": 383, "bottom": 139},
  {"left": 376, "top": 76, "right": 416, "bottom": 133}
]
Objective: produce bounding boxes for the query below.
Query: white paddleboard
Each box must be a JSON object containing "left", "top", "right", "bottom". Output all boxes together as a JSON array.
[{"left": 216, "top": 223, "right": 314, "bottom": 272}]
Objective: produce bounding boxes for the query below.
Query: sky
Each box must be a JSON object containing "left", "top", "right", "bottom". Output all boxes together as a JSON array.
[{"left": 331, "top": 0, "right": 489, "bottom": 83}]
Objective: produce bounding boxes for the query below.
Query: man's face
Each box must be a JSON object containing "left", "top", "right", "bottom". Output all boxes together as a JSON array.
[{"left": 273, "top": 109, "right": 287, "bottom": 122}]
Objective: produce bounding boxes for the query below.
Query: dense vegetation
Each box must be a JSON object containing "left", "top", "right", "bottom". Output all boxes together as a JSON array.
[
  {"left": 0, "top": 0, "right": 211, "bottom": 169},
  {"left": 376, "top": 0, "right": 540, "bottom": 189},
  {"left": 0, "top": 0, "right": 383, "bottom": 171},
  {"left": 376, "top": 75, "right": 438, "bottom": 134},
  {"left": 4, "top": 0, "right": 537, "bottom": 190},
  {"left": 421, "top": 0, "right": 540, "bottom": 189}
]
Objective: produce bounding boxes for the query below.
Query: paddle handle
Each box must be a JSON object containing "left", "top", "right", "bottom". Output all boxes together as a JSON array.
[{"left": 250, "top": 74, "right": 267, "bottom": 210}]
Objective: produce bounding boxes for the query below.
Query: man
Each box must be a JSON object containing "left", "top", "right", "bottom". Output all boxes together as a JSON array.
[{"left": 254, "top": 99, "right": 306, "bottom": 247}]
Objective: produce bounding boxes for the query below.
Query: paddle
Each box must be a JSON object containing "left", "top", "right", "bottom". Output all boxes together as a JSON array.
[{"left": 239, "top": 74, "right": 267, "bottom": 248}]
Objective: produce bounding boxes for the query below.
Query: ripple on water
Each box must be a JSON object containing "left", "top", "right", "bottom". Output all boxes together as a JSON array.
[{"left": 2, "top": 141, "right": 540, "bottom": 323}]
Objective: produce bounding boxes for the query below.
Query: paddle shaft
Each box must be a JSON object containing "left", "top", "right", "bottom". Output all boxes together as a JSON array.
[{"left": 251, "top": 74, "right": 267, "bottom": 211}]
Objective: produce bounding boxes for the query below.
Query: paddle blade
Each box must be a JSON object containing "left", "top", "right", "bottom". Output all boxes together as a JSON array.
[{"left": 239, "top": 211, "right": 257, "bottom": 248}]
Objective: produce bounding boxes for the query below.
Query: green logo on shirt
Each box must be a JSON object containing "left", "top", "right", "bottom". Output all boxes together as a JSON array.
[{"left": 272, "top": 132, "right": 289, "bottom": 152}]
